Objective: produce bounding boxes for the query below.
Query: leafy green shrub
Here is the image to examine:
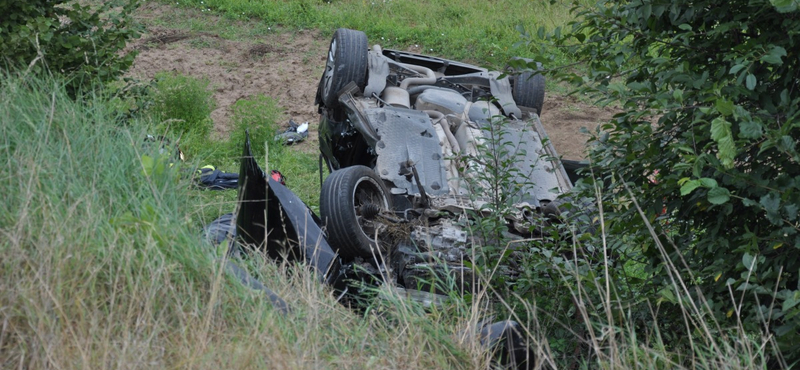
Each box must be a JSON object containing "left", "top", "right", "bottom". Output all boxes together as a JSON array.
[
  {"left": 150, "top": 72, "right": 215, "bottom": 159},
  {"left": 151, "top": 72, "right": 215, "bottom": 133},
  {"left": 538, "top": 0, "right": 800, "bottom": 363},
  {"left": 0, "top": 0, "right": 141, "bottom": 93}
]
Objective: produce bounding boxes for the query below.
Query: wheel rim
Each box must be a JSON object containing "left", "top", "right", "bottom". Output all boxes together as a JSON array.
[
  {"left": 351, "top": 176, "right": 389, "bottom": 242},
  {"left": 322, "top": 39, "right": 337, "bottom": 100}
]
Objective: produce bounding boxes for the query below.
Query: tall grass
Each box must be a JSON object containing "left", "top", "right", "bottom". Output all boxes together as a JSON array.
[
  {"left": 164, "top": 0, "right": 588, "bottom": 67},
  {"left": 0, "top": 73, "right": 781, "bottom": 368},
  {"left": 0, "top": 74, "right": 489, "bottom": 369}
]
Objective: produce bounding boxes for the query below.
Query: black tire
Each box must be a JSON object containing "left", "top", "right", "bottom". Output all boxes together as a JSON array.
[
  {"left": 511, "top": 71, "right": 546, "bottom": 115},
  {"left": 320, "top": 28, "right": 369, "bottom": 107},
  {"left": 320, "top": 165, "right": 392, "bottom": 259}
]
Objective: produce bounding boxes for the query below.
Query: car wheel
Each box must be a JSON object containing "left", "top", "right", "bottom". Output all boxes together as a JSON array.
[
  {"left": 320, "top": 165, "right": 392, "bottom": 260},
  {"left": 511, "top": 70, "right": 546, "bottom": 115},
  {"left": 320, "top": 28, "right": 369, "bottom": 107}
]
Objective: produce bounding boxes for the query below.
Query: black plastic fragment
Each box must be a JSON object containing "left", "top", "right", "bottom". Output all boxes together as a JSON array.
[{"left": 235, "top": 131, "right": 343, "bottom": 287}]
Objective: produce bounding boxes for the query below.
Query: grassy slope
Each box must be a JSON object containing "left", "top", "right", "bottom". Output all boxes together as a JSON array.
[
  {"left": 0, "top": 75, "right": 497, "bottom": 368},
  {"left": 168, "top": 0, "right": 586, "bottom": 68}
]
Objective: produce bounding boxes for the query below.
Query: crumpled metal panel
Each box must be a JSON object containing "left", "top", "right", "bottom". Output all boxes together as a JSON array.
[{"left": 366, "top": 107, "right": 450, "bottom": 196}]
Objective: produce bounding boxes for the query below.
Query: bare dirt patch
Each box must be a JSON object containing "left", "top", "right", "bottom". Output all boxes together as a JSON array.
[
  {"left": 129, "top": 3, "right": 327, "bottom": 152},
  {"left": 539, "top": 94, "right": 617, "bottom": 159},
  {"left": 129, "top": 3, "right": 615, "bottom": 159}
]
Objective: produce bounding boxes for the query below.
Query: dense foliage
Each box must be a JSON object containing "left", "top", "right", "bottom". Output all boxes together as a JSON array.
[
  {"left": 534, "top": 0, "right": 800, "bottom": 362},
  {"left": 0, "top": 0, "right": 141, "bottom": 92}
]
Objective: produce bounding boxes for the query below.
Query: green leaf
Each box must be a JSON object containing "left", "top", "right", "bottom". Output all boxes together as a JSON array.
[
  {"left": 746, "top": 74, "right": 757, "bottom": 90},
  {"left": 699, "top": 178, "right": 719, "bottom": 188},
  {"left": 741, "top": 198, "right": 758, "bottom": 207},
  {"left": 739, "top": 120, "right": 764, "bottom": 139},
  {"left": 680, "top": 179, "right": 701, "bottom": 195},
  {"left": 658, "top": 287, "right": 678, "bottom": 304},
  {"left": 678, "top": 23, "right": 692, "bottom": 31},
  {"left": 711, "top": 117, "right": 736, "bottom": 169},
  {"left": 707, "top": 187, "right": 731, "bottom": 205},
  {"left": 672, "top": 89, "right": 684, "bottom": 102},
  {"left": 715, "top": 98, "right": 734, "bottom": 116},
  {"left": 785, "top": 204, "right": 799, "bottom": 221},
  {"left": 770, "top": 0, "right": 799, "bottom": 12},
  {"left": 742, "top": 253, "right": 755, "bottom": 271},
  {"left": 729, "top": 64, "right": 746, "bottom": 75},
  {"left": 783, "top": 294, "right": 800, "bottom": 312},
  {"left": 776, "top": 135, "right": 796, "bottom": 153},
  {"left": 761, "top": 46, "right": 787, "bottom": 65},
  {"left": 760, "top": 193, "right": 782, "bottom": 223}
]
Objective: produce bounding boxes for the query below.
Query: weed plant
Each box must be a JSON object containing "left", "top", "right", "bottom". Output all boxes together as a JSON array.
[{"left": 149, "top": 71, "right": 215, "bottom": 158}]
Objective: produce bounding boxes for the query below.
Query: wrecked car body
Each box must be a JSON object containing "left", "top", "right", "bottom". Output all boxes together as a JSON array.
[
  {"left": 207, "top": 132, "right": 535, "bottom": 368},
  {"left": 204, "top": 28, "right": 591, "bottom": 369},
  {"left": 313, "top": 28, "right": 576, "bottom": 295}
]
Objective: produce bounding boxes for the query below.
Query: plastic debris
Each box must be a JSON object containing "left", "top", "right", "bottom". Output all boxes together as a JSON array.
[{"left": 273, "top": 119, "right": 309, "bottom": 145}]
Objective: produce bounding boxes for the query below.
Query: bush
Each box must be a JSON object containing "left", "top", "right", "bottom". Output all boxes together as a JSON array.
[
  {"left": 151, "top": 72, "right": 215, "bottom": 133},
  {"left": 0, "top": 0, "right": 141, "bottom": 93},
  {"left": 149, "top": 72, "right": 216, "bottom": 159},
  {"left": 535, "top": 0, "right": 800, "bottom": 363}
]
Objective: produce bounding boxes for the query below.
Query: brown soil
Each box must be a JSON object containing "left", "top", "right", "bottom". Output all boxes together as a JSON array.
[
  {"left": 129, "top": 3, "right": 615, "bottom": 159},
  {"left": 539, "top": 94, "right": 617, "bottom": 159}
]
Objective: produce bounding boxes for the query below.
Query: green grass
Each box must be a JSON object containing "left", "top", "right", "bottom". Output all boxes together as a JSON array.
[
  {"left": 0, "top": 71, "right": 781, "bottom": 369},
  {"left": 123, "top": 72, "right": 322, "bottom": 210},
  {"left": 0, "top": 73, "right": 491, "bottom": 369},
  {"left": 162, "top": 0, "right": 588, "bottom": 68}
]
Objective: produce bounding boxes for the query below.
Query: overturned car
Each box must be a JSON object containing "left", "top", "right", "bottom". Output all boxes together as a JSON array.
[
  {"left": 206, "top": 28, "right": 589, "bottom": 369},
  {"left": 313, "top": 28, "right": 576, "bottom": 293}
]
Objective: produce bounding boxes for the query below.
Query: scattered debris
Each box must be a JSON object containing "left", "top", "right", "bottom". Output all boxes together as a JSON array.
[
  {"left": 273, "top": 119, "right": 308, "bottom": 145},
  {"left": 197, "top": 165, "right": 239, "bottom": 190}
]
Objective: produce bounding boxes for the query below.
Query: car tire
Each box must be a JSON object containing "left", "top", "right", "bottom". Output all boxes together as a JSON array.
[
  {"left": 320, "top": 28, "right": 369, "bottom": 107},
  {"left": 511, "top": 70, "right": 546, "bottom": 115},
  {"left": 320, "top": 165, "right": 392, "bottom": 260}
]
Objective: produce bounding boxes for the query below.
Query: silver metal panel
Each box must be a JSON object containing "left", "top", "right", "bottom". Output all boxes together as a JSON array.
[
  {"left": 484, "top": 118, "right": 566, "bottom": 205},
  {"left": 367, "top": 107, "right": 450, "bottom": 196}
]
